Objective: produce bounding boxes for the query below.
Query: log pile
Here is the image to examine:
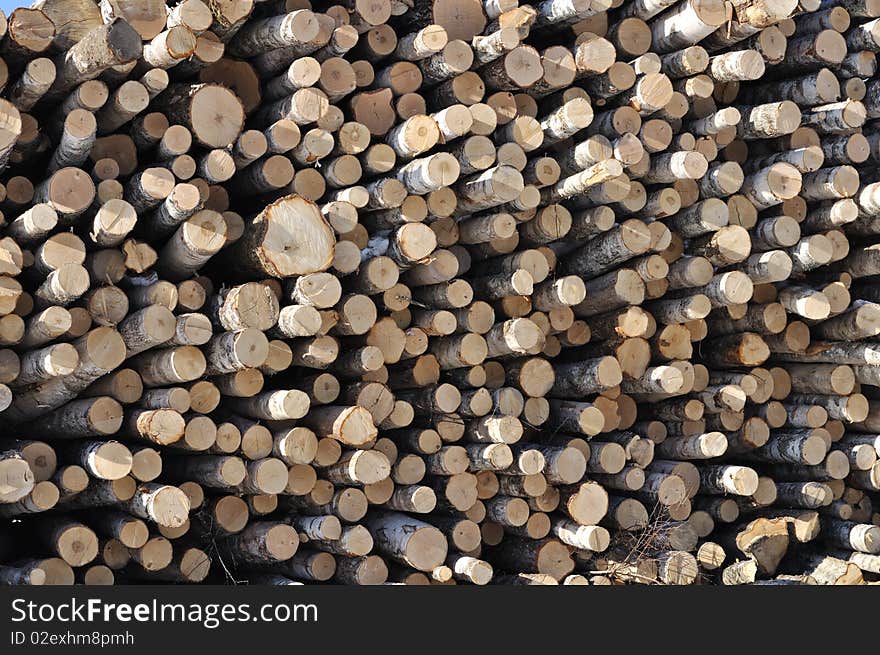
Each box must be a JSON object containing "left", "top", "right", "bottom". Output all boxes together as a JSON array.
[{"left": 0, "top": 0, "right": 879, "bottom": 588}]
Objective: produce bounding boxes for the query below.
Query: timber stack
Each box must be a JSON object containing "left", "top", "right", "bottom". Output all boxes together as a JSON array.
[{"left": 0, "top": 0, "right": 878, "bottom": 588}]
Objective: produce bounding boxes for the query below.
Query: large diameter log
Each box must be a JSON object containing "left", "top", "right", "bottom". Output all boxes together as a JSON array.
[
  {"left": 153, "top": 83, "right": 244, "bottom": 148},
  {"left": 49, "top": 19, "right": 142, "bottom": 98},
  {"left": 212, "top": 282, "right": 280, "bottom": 332},
  {"left": 560, "top": 481, "right": 609, "bottom": 526},
  {"left": 99, "top": 0, "right": 166, "bottom": 40},
  {"left": 1, "top": 8, "right": 54, "bottom": 63},
  {"left": 701, "top": 333, "right": 769, "bottom": 368},
  {"left": 224, "top": 194, "right": 335, "bottom": 278},
  {"left": 34, "top": 167, "right": 95, "bottom": 223}
]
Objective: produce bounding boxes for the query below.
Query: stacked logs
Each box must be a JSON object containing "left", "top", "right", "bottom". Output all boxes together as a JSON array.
[{"left": 0, "top": 0, "right": 878, "bottom": 588}]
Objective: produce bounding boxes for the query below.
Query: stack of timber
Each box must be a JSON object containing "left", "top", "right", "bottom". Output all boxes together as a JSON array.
[{"left": 0, "top": 0, "right": 878, "bottom": 587}]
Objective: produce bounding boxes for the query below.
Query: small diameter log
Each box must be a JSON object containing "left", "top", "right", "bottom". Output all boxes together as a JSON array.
[
  {"left": 550, "top": 357, "right": 622, "bottom": 398},
  {"left": 364, "top": 511, "right": 448, "bottom": 572},
  {"left": 124, "top": 167, "right": 174, "bottom": 214},
  {"left": 7, "top": 327, "right": 126, "bottom": 420},
  {"left": 7, "top": 204, "right": 58, "bottom": 247},
  {"left": 142, "top": 184, "right": 201, "bottom": 238},
  {"left": 561, "top": 219, "right": 652, "bottom": 278},
  {"left": 117, "top": 305, "right": 176, "bottom": 357},
  {"left": 95, "top": 81, "right": 149, "bottom": 134},
  {"left": 121, "top": 483, "right": 190, "bottom": 529},
  {"left": 162, "top": 313, "right": 212, "bottom": 348},
  {"left": 13, "top": 343, "right": 79, "bottom": 387},
  {"left": 224, "top": 521, "right": 299, "bottom": 564},
  {"left": 8, "top": 58, "right": 55, "bottom": 113},
  {"left": 0, "top": 451, "right": 35, "bottom": 504},
  {"left": 226, "top": 10, "right": 319, "bottom": 58},
  {"left": 155, "top": 210, "right": 227, "bottom": 281},
  {"left": 90, "top": 199, "right": 137, "bottom": 247},
  {"left": 212, "top": 282, "right": 280, "bottom": 332},
  {"left": 142, "top": 25, "right": 197, "bottom": 69}
]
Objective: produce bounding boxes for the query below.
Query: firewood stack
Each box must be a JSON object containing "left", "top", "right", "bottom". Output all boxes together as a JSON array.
[{"left": 0, "top": 0, "right": 879, "bottom": 588}]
